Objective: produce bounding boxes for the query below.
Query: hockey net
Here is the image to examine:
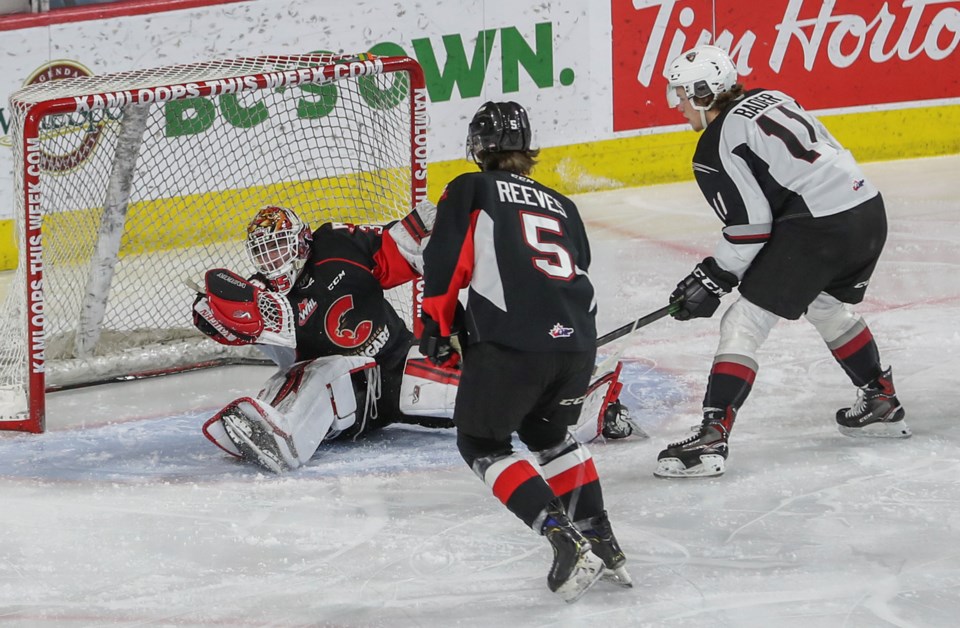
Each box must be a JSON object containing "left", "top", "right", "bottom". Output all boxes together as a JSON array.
[{"left": 0, "top": 53, "right": 428, "bottom": 432}]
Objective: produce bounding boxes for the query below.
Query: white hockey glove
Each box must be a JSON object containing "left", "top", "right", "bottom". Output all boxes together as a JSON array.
[{"left": 387, "top": 199, "right": 436, "bottom": 274}]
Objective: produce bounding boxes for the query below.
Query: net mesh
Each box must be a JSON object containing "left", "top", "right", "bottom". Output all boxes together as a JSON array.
[{"left": 0, "top": 53, "right": 417, "bottom": 423}]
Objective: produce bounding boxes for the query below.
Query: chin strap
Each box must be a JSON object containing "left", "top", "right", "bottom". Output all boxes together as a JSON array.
[{"left": 699, "top": 108, "right": 710, "bottom": 129}]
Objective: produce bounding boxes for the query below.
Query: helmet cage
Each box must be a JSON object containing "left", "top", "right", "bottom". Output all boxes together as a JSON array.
[
  {"left": 465, "top": 101, "right": 532, "bottom": 163},
  {"left": 245, "top": 206, "right": 312, "bottom": 294},
  {"left": 664, "top": 45, "right": 737, "bottom": 112}
]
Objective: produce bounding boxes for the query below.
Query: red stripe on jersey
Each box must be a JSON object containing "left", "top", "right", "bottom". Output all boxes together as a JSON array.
[
  {"left": 712, "top": 361, "right": 757, "bottom": 384},
  {"left": 315, "top": 258, "right": 372, "bottom": 273},
  {"left": 372, "top": 232, "right": 419, "bottom": 289},
  {"left": 546, "top": 458, "right": 598, "bottom": 497},
  {"left": 832, "top": 327, "right": 874, "bottom": 360},
  {"left": 422, "top": 210, "right": 480, "bottom": 337},
  {"left": 491, "top": 459, "right": 540, "bottom": 505}
]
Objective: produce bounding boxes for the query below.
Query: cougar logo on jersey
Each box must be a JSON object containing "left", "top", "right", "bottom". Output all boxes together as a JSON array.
[
  {"left": 298, "top": 299, "right": 318, "bottom": 326},
  {"left": 548, "top": 323, "right": 574, "bottom": 338},
  {"left": 324, "top": 295, "right": 373, "bottom": 348}
]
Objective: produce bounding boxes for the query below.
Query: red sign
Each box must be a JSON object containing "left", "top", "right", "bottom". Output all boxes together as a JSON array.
[{"left": 612, "top": 0, "right": 960, "bottom": 132}]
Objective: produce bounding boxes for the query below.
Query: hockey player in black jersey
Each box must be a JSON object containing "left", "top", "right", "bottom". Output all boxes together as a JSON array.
[
  {"left": 419, "top": 101, "right": 630, "bottom": 602},
  {"left": 192, "top": 203, "right": 628, "bottom": 474},
  {"left": 655, "top": 45, "right": 909, "bottom": 479}
]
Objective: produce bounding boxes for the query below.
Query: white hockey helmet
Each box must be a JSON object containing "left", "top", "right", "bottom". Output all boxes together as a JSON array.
[
  {"left": 245, "top": 205, "right": 312, "bottom": 295},
  {"left": 664, "top": 45, "right": 738, "bottom": 111}
]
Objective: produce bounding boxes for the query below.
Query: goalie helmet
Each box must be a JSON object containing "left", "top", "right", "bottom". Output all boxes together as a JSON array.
[
  {"left": 664, "top": 45, "right": 738, "bottom": 112},
  {"left": 245, "top": 205, "right": 313, "bottom": 295},
  {"left": 466, "top": 101, "right": 532, "bottom": 164}
]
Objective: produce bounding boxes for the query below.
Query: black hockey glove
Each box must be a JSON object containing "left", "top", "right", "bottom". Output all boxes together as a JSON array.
[
  {"left": 419, "top": 311, "right": 465, "bottom": 368},
  {"left": 670, "top": 257, "right": 739, "bottom": 321}
]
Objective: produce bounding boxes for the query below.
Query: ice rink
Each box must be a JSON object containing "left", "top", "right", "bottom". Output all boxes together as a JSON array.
[{"left": 1, "top": 154, "right": 958, "bottom": 627}]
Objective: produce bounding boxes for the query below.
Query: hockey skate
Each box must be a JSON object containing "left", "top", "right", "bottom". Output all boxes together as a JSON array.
[
  {"left": 541, "top": 500, "right": 604, "bottom": 603},
  {"left": 601, "top": 400, "right": 645, "bottom": 440},
  {"left": 220, "top": 406, "right": 295, "bottom": 474},
  {"left": 836, "top": 367, "right": 911, "bottom": 438},
  {"left": 654, "top": 408, "right": 732, "bottom": 478},
  {"left": 577, "top": 511, "right": 632, "bottom": 587}
]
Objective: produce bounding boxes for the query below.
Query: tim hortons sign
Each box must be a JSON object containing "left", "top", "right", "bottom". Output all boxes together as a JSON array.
[{"left": 612, "top": 0, "right": 960, "bottom": 131}]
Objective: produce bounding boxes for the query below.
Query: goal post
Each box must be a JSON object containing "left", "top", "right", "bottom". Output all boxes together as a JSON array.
[{"left": 0, "top": 53, "right": 428, "bottom": 433}]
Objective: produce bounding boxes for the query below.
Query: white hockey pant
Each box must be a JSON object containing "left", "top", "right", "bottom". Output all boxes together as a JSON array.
[{"left": 803, "top": 293, "right": 864, "bottom": 344}]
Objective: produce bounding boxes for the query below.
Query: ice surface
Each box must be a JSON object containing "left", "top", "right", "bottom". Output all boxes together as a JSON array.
[{"left": 1, "top": 155, "right": 958, "bottom": 627}]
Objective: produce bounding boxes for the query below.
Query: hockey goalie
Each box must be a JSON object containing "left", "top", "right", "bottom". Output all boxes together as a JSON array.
[{"left": 193, "top": 203, "right": 637, "bottom": 474}]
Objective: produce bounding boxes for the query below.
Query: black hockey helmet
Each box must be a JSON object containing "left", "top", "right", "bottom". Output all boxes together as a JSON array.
[{"left": 466, "top": 101, "right": 532, "bottom": 164}]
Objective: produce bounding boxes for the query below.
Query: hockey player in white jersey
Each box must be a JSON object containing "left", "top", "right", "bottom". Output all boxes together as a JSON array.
[{"left": 655, "top": 45, "right": 910, "bottom": 478}]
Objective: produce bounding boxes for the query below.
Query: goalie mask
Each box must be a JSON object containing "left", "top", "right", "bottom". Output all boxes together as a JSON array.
[
  {"left": 245, "top": 206, "right": 312, "bottom": 295},
  {"left": 466, "top": 101, "right": 532, "bottom": 165},
  {"left": 664, "top": 45, "right": 737, "bottom": 127}
]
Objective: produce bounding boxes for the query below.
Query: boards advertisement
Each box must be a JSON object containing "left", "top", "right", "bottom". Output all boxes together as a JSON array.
[{"left": 0, "top": 0, "right": 957, "bottom": 267}]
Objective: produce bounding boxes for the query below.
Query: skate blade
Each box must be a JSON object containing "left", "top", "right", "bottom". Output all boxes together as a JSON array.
[
  {"left": 838, "top": 419, "right": 911, "bottom": 439},
  {"left": 601, "top": 565, "right": 633, "bottom": 588},
  {"left": 654, "top": 454, "right": 725, "bottom": 478},
  {"left": 222, "top": 415, "right": 288, "bottom": 474},
  {"left": 556, "top": 553, "right": 604, "bottom": 603}
]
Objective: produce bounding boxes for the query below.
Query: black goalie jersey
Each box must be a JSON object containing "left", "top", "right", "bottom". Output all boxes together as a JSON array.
[
  {"left": 281, "top": 222, "right": 417, "bottom": 369},
  {"left": 422, "top": 170, "right": 597, "bottom": 352}
]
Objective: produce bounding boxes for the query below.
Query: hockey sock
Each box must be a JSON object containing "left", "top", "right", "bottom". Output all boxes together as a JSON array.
[
  {"left": 825, "top": 321, "right": 883, "bottom": 387},
  {"left": 478, "top": 454, "right": 558, "bottom": 528},
  {"left": 703, "top": 354, "right": 757, "bottom": 413},
  {"left": 534, "top": 435, "right": 604, "bottom": 523},
  {"left": 461, "top": 430, "right": 559, "bottom": 529}
]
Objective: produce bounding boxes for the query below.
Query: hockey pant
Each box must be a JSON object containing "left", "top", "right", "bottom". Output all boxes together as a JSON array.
[
  {"left": 202, "top": 355, "right": 379, "bottom": 471},
  {"left": 399, "top": 346, "right": 624, "bottom": 443},
  {"left": 705, "top": 293, "right": 884, "bottom": 415}
]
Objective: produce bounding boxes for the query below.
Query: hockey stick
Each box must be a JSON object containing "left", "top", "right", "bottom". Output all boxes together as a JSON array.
[
  {"left": 592, "top": 303, "right": 677, "bottom": 378},
  {"left": 597, "top": 303, "right": 676, "bottom": 348}
]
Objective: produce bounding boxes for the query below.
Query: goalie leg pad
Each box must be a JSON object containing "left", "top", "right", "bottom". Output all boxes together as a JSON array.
[
  {"left": 202, "top": 355, "right": 379, "bottom": 472},
  {"left": 571, "top": 362, "right": 640, "bottom": 443},
  {"left": 203, "top": 397, "right": 299, "bottom": 473},
  {"left": 399, "top": 345, "right": 459, "bottom": 419}
]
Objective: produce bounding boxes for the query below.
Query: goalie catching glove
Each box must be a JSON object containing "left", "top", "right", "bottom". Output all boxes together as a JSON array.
[
  {"left": 670, "top": 257, "right": 739, "bottom": 321},
  {"left": 192, "top": 268, "right": 296, "bottom": 348}
]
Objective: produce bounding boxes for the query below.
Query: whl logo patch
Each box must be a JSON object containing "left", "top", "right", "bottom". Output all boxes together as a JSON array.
[
  {"left": 548, "top": 323, "right": 574, "bottom": 338},
  {"left": 298, "top": 299, "right": 318, "bottom": 326}
]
